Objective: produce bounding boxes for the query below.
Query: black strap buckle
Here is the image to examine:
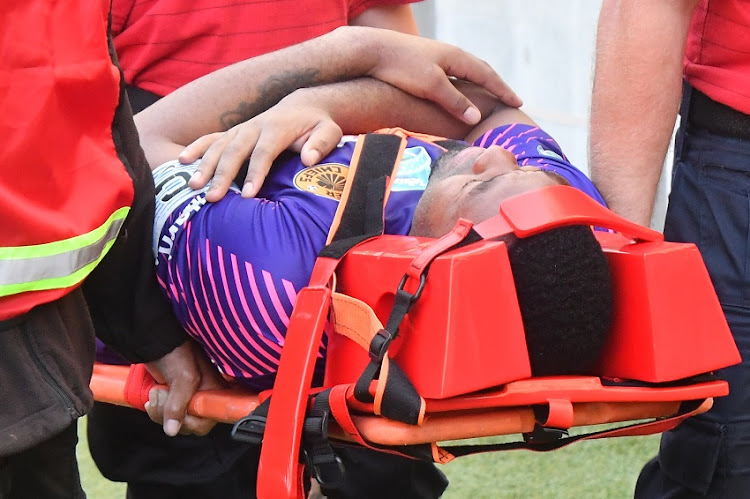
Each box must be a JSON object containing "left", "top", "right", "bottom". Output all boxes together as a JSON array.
[
  {"left": 369, "top": 329, "right": 393, "bottom": 362},
  {"left": 523, "top": 424, "right": 569, "bottom": 444},
  {"left": 302, "top": 408, "right": 346, "bottom": 489},
  {"left": 230, "top": 414, "right": 267, "bottom": 445},
  {"left": 302, "top": 447, "right": 346, "bottom": 489},
  {"left": 397, "top": 273, "right": 427, "bottom": 305}
]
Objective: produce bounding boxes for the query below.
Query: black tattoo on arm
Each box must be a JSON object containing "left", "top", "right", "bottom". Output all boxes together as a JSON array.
[{"left": 218, "top": 68, "right": 321, "bottom": 130}]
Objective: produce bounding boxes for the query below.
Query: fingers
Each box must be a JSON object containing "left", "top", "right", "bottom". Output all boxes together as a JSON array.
[
  {"left": 370, "top": 34, "right": 522, "bottom": 124},
  {"left": 441, "top": 50, "right": 523, "bottom": 109},
  {"left": 182, "top": 133, "right": 228, "bottom": 193},
  {"left": 178, "top": 106, "right": 339, "bottom": 201},
  {"left": 179, "top": 133, "right": 224, "bottom": 172},
  {"left": 420, "top": 57, "right": 522, "bottom": 124},
  {"left": 237, "top": 138, "right": 281, "bottom": 199},
  {"left": 417, "top": 68, "right": 485, "bottom": 124},
  {"left": 158, "top": 366, "right": 199, "bottom": 436},
  {"left": 143, "top": 341, "right": 200, "bottom": 436},
  {"left": 179, "top": 414, "right": 217, "bottom": 436},
  {"left": 298, "top": 121, "right": 343, "bottom": 166},
  {"left": 143, "top": 342, "right": 225, "bottom": 436},
  {"left": 240, "top": 118, "right": 341, "bottom": 196},
  {"left": 145, "top": 388, "right": 217, "bottom": 436},
  {"left": 199, "top": 126, "right": 261, "bottom": 203}
]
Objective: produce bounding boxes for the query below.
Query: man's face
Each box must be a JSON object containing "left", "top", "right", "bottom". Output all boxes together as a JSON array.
[{"left": 410, "top": 143, "right": 567, "bottom": 237}]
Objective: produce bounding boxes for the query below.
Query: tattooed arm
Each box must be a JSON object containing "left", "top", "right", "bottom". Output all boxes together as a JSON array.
[
  {"left": 173, "top": 77, "right": 533, "bottom": 200},
  {"left": 135, "top": 26, "right": 519, "bottom": 169}
]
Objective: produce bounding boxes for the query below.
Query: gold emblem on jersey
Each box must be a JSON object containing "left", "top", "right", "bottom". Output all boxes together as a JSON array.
[{"left": 293, "top": 163, "right": 349, "bottom": 200}]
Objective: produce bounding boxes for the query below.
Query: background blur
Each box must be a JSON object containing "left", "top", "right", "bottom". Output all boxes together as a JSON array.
[{"left": 413, "top": 0, "right": 673, "bottom": 230}]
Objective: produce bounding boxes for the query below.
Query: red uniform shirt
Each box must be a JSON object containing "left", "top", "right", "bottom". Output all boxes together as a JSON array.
[
  {"left": 685, "top": 0, "right": 750, "bottom": 114},
  {"left": 112, "top": 0, "right": 419, "bottom": 97}
]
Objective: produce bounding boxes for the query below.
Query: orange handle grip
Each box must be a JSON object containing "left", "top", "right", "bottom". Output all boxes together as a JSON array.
[{"left": 91, "top": 363, "right": 260, "bottom": 424}]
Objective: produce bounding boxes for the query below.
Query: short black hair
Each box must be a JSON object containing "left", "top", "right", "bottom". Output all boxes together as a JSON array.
[{"left": 505, "top": 225, "right": 613, "bottom": 376}]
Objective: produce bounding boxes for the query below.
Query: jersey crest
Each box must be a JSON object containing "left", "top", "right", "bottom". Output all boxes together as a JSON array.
[{"left": 293, "top": 163, "right": 349, "bottom": 200}]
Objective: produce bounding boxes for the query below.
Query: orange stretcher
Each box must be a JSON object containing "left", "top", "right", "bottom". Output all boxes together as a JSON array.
[{"left": 91, "top": 134, "right": 740, "bottom": 498}]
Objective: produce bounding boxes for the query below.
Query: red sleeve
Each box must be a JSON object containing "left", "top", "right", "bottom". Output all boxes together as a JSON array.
[
  {"left": 110, "top": 0, "right": 136, "bottom": 36},
  {"left": 348, "top": 0, "right": 421, "bottom": 21}
]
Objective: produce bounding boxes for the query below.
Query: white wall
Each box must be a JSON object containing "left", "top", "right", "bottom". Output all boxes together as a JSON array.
[{"left": 413, "top": 0, "right": 672, "bottom": 230}]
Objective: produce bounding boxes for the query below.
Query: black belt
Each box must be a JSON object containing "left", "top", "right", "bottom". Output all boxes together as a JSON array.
[{"left": 686, "top": 82, "right": 750, "bottom": 141}]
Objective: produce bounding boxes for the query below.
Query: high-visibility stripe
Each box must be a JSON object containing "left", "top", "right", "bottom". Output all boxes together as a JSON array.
[{"left": 0, "top": 207, "right": 130, "bottom": 297}]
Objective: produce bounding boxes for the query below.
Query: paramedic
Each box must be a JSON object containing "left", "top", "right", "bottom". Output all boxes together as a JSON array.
[
  {"left": 0, "top": 1, "right": 222, "bottom": 497},
  {"left": 589, "top": 1, "right": 750, "bottom": 496}
]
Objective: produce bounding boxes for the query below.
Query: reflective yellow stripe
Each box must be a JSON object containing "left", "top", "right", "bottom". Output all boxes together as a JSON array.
[{"left": 0, "top": 207, "right": 130, "bottom": 297}]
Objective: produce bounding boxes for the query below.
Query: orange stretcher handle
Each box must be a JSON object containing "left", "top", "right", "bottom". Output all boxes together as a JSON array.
[
  {"left": 91, "top": 363, "right": 260, "bottom": 424},
  {"left": 91, "top": 363, "right": 713, "bottom": 445}
]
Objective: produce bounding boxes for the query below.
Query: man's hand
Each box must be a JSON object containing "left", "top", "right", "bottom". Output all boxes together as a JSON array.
[
  {"left": 354, "top": 26, "right": 522, "bottom": 124},
  {"left": 144, "top": 340, "right": 226, "bottom": 436},
  {"left": 137, "top": 26, "right": 522, "bottom": 200},
  {"left": 182, "top": 94, "right": 343, "bottom": 200}
]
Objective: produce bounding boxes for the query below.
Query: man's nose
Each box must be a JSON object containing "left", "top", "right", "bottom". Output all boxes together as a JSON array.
[{"left": 472, "top": 145, "right": 519, "bottom": 175}]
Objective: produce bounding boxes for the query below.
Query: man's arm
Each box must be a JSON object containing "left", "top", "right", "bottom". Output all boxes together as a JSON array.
[
  {"left": 165, "top": 77, "right": 535, "bottom": 199},
  {"left": 300, "top": 77, "right": 535, "bottom": 140},
  {"left": 136, "top": 26, "right": 520, "bottom": 168},
  {"left": 589, "top": 0, "right": 699, "bottom": 226}
]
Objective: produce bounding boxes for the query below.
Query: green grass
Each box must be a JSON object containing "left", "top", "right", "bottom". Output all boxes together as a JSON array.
[
  {"left": 76, "top": 416, "right": 659, "bottom": 498},
  {"left": 77, "top": 418, "right": 125, "bottom": 497},
  {"left": 441, "top": 432, "right": 659, "bottom": 498}
]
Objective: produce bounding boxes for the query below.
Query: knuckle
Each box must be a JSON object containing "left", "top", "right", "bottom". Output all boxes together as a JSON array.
[
  {"left": 250, "top": 144, "right": 270, "bottom": 160},
  {"left": 447, "top": 45, "right": 463, "bottom": 58},
  {"left": 424, "top": 68, "right": 445, "bottom": 89},
  {"left": 172, "top": 367, "right": 200, "bottom": 389},
  {"left": 209, "top": 172, "right": 226, "bottom": 185},
  {"left": 453, "top": 94, "right": 467, "bottom": 110}
]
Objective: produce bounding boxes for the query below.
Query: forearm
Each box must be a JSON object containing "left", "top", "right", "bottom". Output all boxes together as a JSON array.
[
  {"left": 288, "top": 78, "right": 471, "bottom": 138},
  {"left": 288, "top": 77, "right": 529, "bottom": 141},
  {"left": 137, "top": 27, "right": 386, "bottom": 163},
  {"left": 589, "top": 0, "right": 698, "bottom": 225}
]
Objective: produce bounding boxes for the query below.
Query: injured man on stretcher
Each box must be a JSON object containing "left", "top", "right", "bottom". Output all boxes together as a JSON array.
[
  {"left": 136, "top": 96, "right": 613, "bottom": 397},
  {"left": 132, "top": 29, "right": 614, "bottom": 397}
]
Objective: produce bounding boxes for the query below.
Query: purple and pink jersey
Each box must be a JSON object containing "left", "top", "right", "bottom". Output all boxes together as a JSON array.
[{"left": 150, "top": 125, "right": 604, "bottom": 389}]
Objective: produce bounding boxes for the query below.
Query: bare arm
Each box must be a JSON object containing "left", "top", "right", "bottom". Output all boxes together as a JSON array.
[
  {"left": 589, "top": 0, "right": 699, "bottom": 225},
  {"left": 136, "top": 26, "right": 521, "bottom": 168},
  {"left": 172, "top": 77, "right": 533, "bottom": 199},
  {"left": 308, "top": 77, "right": 535, "bottom": 139},
  {"left": 350, "top": 4, "right": 420, "bottom": 35}
]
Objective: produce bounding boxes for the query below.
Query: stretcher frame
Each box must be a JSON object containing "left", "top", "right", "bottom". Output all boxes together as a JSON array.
[{"left": 90, "top": 362, "right": 724, "bottom": 497}]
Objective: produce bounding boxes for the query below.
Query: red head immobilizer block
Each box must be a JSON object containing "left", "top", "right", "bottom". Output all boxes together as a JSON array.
[
  {"left": 325, "top": 235, "right": 531, "bottom": 399},
  {"left": 595, "top": 231, "right": 740, "bottom": 381}
]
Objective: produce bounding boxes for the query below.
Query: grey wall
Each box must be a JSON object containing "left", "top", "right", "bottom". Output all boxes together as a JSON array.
[{"left": 413, "top": 0, "right": 672, "bottom": 229}]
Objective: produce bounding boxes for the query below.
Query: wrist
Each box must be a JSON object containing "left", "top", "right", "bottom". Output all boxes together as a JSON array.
[
  {"left": 284, "top": 86, "right": 335, "bottom": 118},
  {"left": 329, "top": 26, "right": 380, "bottom": 77}
]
